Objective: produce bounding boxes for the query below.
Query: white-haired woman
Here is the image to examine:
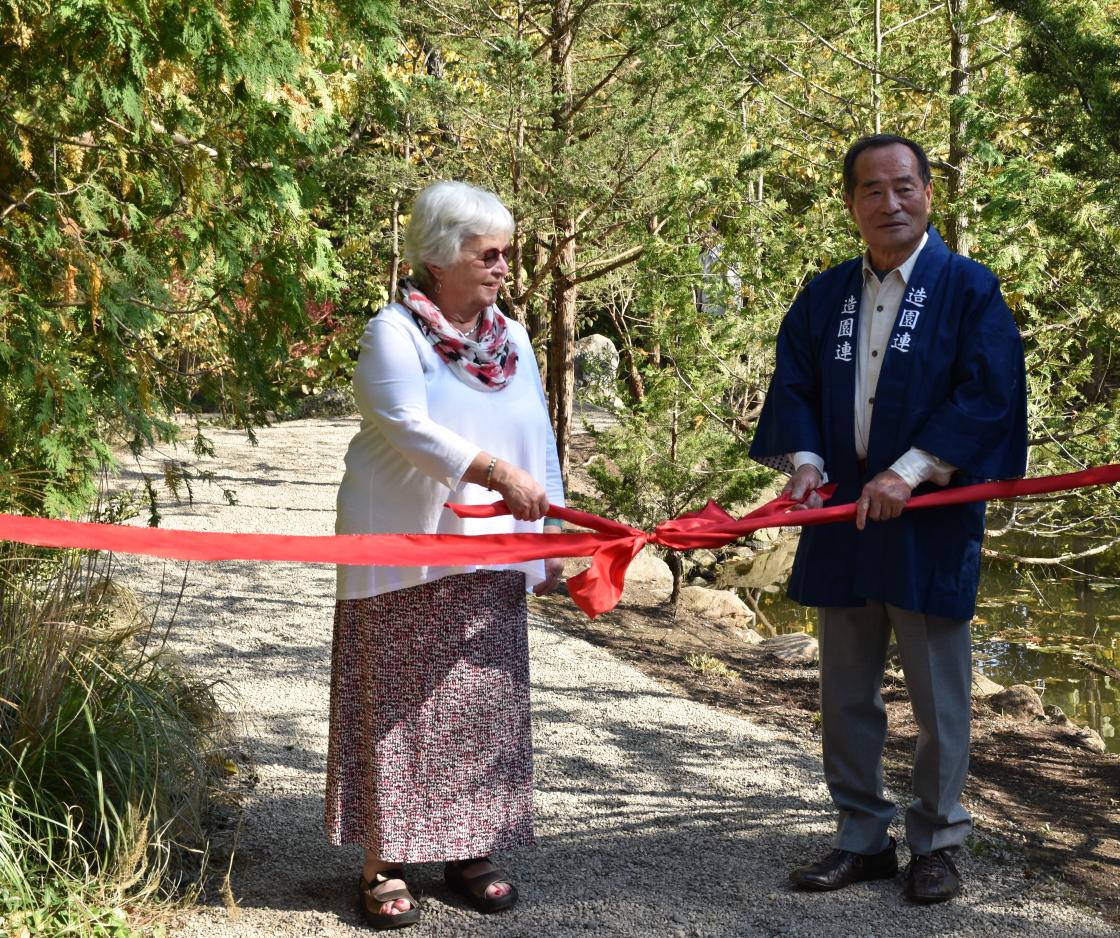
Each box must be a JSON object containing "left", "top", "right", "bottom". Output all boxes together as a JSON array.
[{"left": 325, "top": 181, "right": 566, "bottom": 929}]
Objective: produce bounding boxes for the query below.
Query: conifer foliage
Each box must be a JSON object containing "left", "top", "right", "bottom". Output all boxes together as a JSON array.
[{"left": 0, "top": 0, "right": 397, "bottom": 516}]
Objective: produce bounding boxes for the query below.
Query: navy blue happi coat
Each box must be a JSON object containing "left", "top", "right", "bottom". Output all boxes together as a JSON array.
[{"left": 749, "top": 227, "right": 1028, "bottom": 620}]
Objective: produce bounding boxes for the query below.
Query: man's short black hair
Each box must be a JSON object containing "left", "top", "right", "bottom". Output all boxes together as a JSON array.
[{"left": 842, "top": 135, "right": 931, "bottom": 196}]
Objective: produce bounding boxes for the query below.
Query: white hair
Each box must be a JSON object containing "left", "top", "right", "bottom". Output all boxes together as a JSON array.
[{"left": 403, "top": 181, "right": 514, "bottom": 288}]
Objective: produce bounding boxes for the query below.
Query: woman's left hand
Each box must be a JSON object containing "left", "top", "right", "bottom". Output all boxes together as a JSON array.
[
  {"left": 533, "top": 557, "right": 565, "bottom": 596},
  {"left": 533, "top": 525, "right": 565, "bottom": 596}
]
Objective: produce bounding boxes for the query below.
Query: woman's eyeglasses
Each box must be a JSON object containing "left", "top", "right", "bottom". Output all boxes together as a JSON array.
[{"left": 476, "top": 246, "right": 512, "bottom": 267}]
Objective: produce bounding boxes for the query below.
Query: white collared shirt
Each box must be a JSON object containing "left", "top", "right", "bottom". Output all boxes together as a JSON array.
[{"left": 792, "top": 233, "right": 955, "bottom": 488}]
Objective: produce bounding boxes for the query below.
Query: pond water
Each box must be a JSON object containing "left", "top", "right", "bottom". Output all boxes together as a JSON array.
[{"left": 754, "top": 564, "right": 1120, "bottom": 754}]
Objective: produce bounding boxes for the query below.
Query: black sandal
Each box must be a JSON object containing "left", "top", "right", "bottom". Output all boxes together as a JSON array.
[
  {"left": 358, "top": 869, "right": 421, "bottom": 930},
  {"left": 444, "top": 857, "right": 518, "bottom": 913}
]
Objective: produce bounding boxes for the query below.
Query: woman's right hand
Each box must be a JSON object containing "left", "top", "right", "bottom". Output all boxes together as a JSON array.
[{"left": 491, "top": 461, "right": 550, "bottom": 521}]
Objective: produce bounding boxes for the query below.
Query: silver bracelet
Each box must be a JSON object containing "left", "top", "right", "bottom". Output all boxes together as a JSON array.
[{"left": 485, "top": 456, "right": 497, "bottom": 490}]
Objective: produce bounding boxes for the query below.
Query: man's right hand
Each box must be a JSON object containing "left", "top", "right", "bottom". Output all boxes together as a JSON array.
[{"left": 782, "top": 464, "right": 824, "bottom": 511}]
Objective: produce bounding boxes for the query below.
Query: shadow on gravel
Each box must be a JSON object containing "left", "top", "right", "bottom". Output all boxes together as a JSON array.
[
  {"left": 191, "top": 627, "right": 1113, "bottom": 936},
  {"left": 198, "top": 788, "right": 1114, "bottom": 938}
]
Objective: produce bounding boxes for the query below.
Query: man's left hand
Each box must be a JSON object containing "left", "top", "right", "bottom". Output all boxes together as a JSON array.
[{"left": 855, "top": 469, "right": 912, "bottom": 530}]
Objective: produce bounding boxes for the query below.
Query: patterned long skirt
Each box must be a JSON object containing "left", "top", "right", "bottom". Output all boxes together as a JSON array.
[{"left": 324, "top": 570, "right": 534, "bottom": 863}]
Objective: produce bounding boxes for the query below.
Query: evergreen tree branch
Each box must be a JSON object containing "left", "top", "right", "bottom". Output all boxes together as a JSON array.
[{"left": 785, "top": 13, "right": 938, "bottom": 95}]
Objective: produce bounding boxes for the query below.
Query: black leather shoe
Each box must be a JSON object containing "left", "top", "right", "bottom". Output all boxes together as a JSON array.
[
  {"left": 906, "top": 849, "right": 961, "bottom": 903},
  {"left": 789, "top": 838, "right": 898, "bottom": 891}
]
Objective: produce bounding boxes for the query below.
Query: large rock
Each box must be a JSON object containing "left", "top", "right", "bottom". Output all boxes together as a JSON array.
[
  {"left": 716, "top": 537, "right": 797, "bottom": 590},
  {"left": 686, "top": 548, "right": 719, "bottom": 569},
  {"left": 1069, "top": 727, "right": 1108, "bottom": 753},
  {"left": 1044, "top": 706, "right": 1108, "bottom": 752},
  {"left": 574, "top": 334, "right": 620, "bottom": 401},
  {"left": 990, "top": 684, "right": 1045, "bottom": 722},
  {"left": 677, "top": 586, "right": 757, "bottom": 631},
  {"left": 972, "top": 671, "right": 1005, "bottom": 698},
  {"left": 760, "top": 631, "right": 818, "bottom": 666},
  {"left": 625, "top": 548, "right": 674, "bottom": 599}
]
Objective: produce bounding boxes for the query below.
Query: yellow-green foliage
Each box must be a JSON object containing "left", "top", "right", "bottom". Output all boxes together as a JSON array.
[{"left": 0, "top": 0, "right": 398, "bottom": 517}]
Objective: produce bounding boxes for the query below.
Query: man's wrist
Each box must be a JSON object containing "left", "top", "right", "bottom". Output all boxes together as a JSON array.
[
  {"left": 890, "top": 447, "right": 955, "bottom": 488},
  {"left": 791, "top": 451, "right": 827, "bottom": 484}
]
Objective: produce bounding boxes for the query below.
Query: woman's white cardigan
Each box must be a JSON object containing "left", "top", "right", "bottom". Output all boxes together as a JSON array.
[{"left": 335, "top": 303, "right": 566, "bottom": 600}]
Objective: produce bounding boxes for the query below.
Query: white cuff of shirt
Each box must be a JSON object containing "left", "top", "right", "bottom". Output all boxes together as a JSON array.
[
  {"left": 791, "top": 451, "right": 827, "bottom": 484},
  {"left": 889, "top": 447, "right": 956, "bottom": 488}
]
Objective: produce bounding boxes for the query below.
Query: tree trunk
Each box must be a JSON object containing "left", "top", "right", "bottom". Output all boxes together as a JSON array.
[
  {"left": 387, "top": 116, "right": 412, "bottom": 297},
  {"left": 388, "top": 198, "right": 400, "bottom": 298},
  {"left": 667, "top": 551, "right": 683, "bottom": 606},
  {"left": 548, "top": 229, "right": 577, "bottom": 482},
  {"left": 507, "top": 0, "right": 529, "bottom": 327},
  {"left": 604, "top": 296, "right": 645, "bottom": 402},
  {"left": 946, "top": 0, "right": 971, "bottom": 257},
  {"left": 667, "top": 388, "right": 683, "bottom": 611},
  {"left": 529, "top": 239, "right": 550, "bottom": 373},
  {"left": 547, "top": 0, "right": 577, "bottom": 485},
  {"left": 421, "top": 40, "right": 459, "bottom": 148},
  {"left": 873, "top": 0, "right": 882, "bottom": 133}
]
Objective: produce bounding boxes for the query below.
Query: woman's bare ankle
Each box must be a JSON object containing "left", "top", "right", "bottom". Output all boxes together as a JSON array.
[{"left": 362, "top": 855, "right": 400, "bottom": 882}]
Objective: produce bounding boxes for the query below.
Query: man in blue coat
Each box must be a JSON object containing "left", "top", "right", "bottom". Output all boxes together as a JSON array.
[{"left": 749, "top": 135, "right": 1027, "bottom": 903}]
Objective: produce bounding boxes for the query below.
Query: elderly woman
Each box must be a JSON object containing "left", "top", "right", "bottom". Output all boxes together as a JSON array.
[{"left": 325, "top": 181, "right": 565, "bottom": 929}]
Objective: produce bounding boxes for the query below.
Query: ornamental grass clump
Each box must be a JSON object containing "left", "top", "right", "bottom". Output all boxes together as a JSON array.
[{"left": 0, "top": 544, "right": 231, "bottom": 936}]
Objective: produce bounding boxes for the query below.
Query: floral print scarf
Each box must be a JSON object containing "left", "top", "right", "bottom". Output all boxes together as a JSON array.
[{"left": 398, "top": 279, "right": 518, "bottom": 392}]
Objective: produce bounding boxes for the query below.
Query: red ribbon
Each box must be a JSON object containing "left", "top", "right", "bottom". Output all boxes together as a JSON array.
[
  {"left": 1, "top": 464, "right": 1118, "bottom": 619},
  {"left": 458, "top": 464, "right": 1120, "bottom": 617}
]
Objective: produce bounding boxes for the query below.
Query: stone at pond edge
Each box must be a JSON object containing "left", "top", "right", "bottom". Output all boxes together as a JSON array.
[
  {"left": 972, "top": 672, "right": 1005, "bottom": 698},
  {"left": 725, "top": 546, "right": 757, "bottom": 560},
  {"left": 1043, "top": 705, "right": 1108, "bottom": 752},
  {"left": 677, "top": 586, "right": 758, "bottom": 634},
  {"left": 687, "top": 548, "right": 719, "bottom": 568},
  {"left": 1044, "top": 704, "right": 1074, "bottom": 728},
  {"left": 989, "top": 684, "right": 1045, "bottom": 722},
  {"left": 1068, "top": 727, "right": 1108, "bottom": 753},
  {"left": 716, "top": 537, "right": 797, "bottom": 590},
  {"left": 759, "top": 632, "right": 818, "bottom": 666}
]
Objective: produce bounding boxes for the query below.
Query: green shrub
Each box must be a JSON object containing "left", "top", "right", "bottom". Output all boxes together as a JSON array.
[
  {"left": 684, "top": 652, "right": 738, "bottom": 682},
  {"left": 0, "top": 545, "right": 231, "bottom": 936}
]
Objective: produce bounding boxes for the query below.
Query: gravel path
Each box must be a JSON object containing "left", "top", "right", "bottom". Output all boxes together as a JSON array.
[{"left": 115, "top": 417, "right": 1116, "bottom": 938}]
